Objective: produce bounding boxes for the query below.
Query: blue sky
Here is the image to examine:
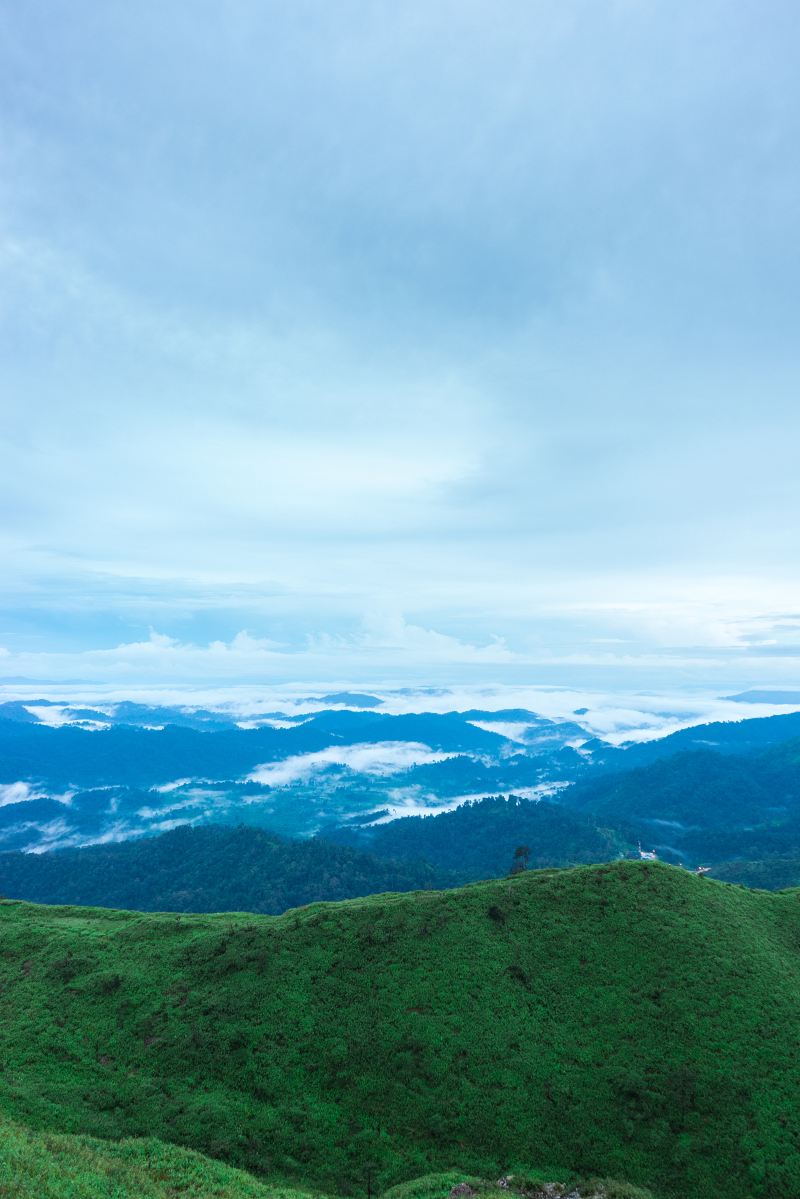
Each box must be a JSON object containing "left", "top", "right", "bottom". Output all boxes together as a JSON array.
[{"left": 1, "top": 0, "right": 799, "bottom": 685}]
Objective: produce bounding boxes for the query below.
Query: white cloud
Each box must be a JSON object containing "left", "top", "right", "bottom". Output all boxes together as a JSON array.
[
  {"left": 357, "top": 614, "right": 516, "bottom": 663},
  {"left": 247, "top": 741, "right": 458, "bottom": 788},
  {"left": 307, "top": 614, "right": 516, "bottom": 666},
  {"left": 0, "top": 781, "right": 45, "bottom": 807},
  {"left": 23, "top": 705, "right": 110, "bottom": 730},
  {"left": 2, "top": 676, "right": 800, "bottom": 751},
  {"left": 368, "top": 780, "right": 570, "bottom": 823},
  {"left": 22, "top": 817, "right": 77, "bottom": 853},
  {"left": 467, "top": 720, "right": 532, "bottom": 743},
  {"left": 0, "top": 617, "right": 520, "bottom": 682}
]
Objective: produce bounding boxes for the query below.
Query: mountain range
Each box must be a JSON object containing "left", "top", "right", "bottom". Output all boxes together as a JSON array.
[{"left": 4, "top": 706, "right": 800, "bottom": 903}]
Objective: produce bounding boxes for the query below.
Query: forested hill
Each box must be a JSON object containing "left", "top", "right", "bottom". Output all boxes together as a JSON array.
[
  {"left": 0, "top": 824, "right": 449, "bottom": 913},
  {"left": 2, "top": 862, "right": 800, "bottom": 1198},
  {"left": 328, "top": 794, "right": 627, "bottom": 874},
  {"left": 0, "top": 798, "right": 627, "bottom": 914},
  {"left": 561, "top": 738, "right": 800, "bottom": 864},
  {"left": 605, "top": 710, "right": 800, "bottom": 768}
]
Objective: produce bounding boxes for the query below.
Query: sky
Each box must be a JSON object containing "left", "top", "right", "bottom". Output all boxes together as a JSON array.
[{"left": 1, "top": 0, "right": 799, "bottom": 687}]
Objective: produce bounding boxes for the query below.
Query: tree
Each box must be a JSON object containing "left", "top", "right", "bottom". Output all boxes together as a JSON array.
[{"left": 510, "top": 844, "right": 530, "bottom": 874}]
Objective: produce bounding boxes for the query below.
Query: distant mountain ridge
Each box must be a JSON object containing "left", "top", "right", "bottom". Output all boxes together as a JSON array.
[
  {"left": 609, "top": 709, "right": 800, "bottom": 765},
  {"left": 3, "top": 703, "right": 800, "bottom": 861},
  {"left": 563, "top": 737, "right": 800, "bottom": 864},
  {"left": 0, "top": 706, "right": 593, "bottom": 849}
]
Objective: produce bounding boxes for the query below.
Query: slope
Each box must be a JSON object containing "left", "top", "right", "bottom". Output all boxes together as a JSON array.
[
  {"left": 0, "top": 824, "right": 450, "bottom": 913},
  {"left": 1, "top": 862, "right": 800, "bottom": 1198},
  {"left": 604, "top": 710, "right": 800, "bottom": 769},
  {"left": 0, "top": 1115, "right": 320, "bottom": 1199},
  {"left": 328, "top": 794, "right": 626, "bottom": 875},
  {"left": 562, "top": 741, "right": 800, "bottom": 863},
  {"left": 0, "top": 1115, "right": 651, "bottom": 1199}
]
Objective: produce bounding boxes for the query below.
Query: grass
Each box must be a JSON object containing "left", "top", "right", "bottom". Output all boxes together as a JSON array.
[
  {"left": 0, "top": 1119, "right": 651, "bottom": 1199},
  {"left": 0, "top": 1116, "right": 322, "bottom": 1198},
  {"left": 0, "top": 861, "right": 799, "bottom": 1197}
]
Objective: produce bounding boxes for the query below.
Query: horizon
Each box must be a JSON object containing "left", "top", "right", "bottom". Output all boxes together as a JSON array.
[{"left": 2, "top": 678, "right": 800, "bottom": 747}]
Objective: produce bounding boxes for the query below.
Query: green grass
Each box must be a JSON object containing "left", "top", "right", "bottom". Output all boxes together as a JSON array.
[
  {"left": 0, "top": 1116, "right": 322, "bottom": 1198},
  {"left": 0, "top": 1119, "right": 650, "bottom": 1199},
  {"left": 1, "top": 861, "right": 799, "bottom": 1197}
]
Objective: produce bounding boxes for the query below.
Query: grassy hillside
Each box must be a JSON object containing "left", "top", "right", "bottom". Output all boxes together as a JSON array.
[
  {"left": 0, "top": 824, "right": 450, "bottom": 913},
  {"left": 0, "top": 1115, "right": 321, "bottom": 1199},
  {"left": 0, "top": 1117, "right": 651, "bottom": 1199},
  {"left": 1, "top": 862, "right": 800, "bottom": 1197}
]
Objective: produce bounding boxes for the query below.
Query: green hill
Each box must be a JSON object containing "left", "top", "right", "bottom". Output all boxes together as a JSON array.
[
  {"left": 0, "top": 1116, "right": 651, "bottom": 1199},
  {"left": 0, "top": 824, "right": 450, "bottom": 914},
  {"left": 562, "top": 744, "right": 800, "bottom": 864},
  {"left": 0, "top": 1115, "right": 322, "bottom": 1199},
  {"left": 0, "top": 862, "right": 799, "bottom": 1198},
  {"left": 328, "top": 795, "right": 626, "bottom": 875},
  {"left": 604, "top": 711, "right": 800, "bottom": 765}
]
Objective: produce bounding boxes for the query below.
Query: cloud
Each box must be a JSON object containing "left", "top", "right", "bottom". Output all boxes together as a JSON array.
[
  {"left": 247, "top": 742, "right": 458, "bottom": 788},
  {"left": 310, "top": 614, "right": 516, "bottom": 665},
  {"left": 467, "top": 720, "right": 532, "bottom": 743},
  {"left": 0, "top": 618, "right": 521, "bottom": 681},
  {"left": 0, "top": 782, "right": 45, "bottom": 807},
  {"left": 1, "top": 679, "right": 799, "bottom": 750},
  {"left": 1, "top": 1, "right": 800, "bottom": 678}
]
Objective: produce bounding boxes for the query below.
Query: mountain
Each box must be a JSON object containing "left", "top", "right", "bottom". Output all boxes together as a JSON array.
[
  {"left": 1, "top": 861, "right": 799, "bottom": 1198},
  {"left": 0, "top": 707, "right": 589, "bottom": 849},
  {"left": 562, "top": 740, "right": 800, "bottom": 864},
  {"left": 0, "top": 799, "right": 623, "bottom": 913},
  {"left": 0, "top": 710, "right": 515, "bottom": 790},
  {"left": 328, "top": 794, "right": 627, "bottom": 876},
  {"left": 5, "top": 705, "right": 800, "bottom": 858},
  {"left": 565, "top": 749, "right": 775, "bottom": 828},
  {"left": 0, "top": 824, "right": 450, "bottom": 913},
  {"left": 607, "top": 710, "right": 800, "bottom": 767}
]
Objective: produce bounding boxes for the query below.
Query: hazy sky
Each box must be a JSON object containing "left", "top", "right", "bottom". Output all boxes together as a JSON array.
[{"left": 2, "top": 1, "right": 799, "bottom": 685}]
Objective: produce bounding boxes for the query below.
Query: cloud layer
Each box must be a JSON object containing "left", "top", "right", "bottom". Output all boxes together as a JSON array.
[
  {"left": 247, "top": 742, "right": 459, "bottom": 788},
  {"left": 1, "top": 2, "right": 799, "bottom": 683}
]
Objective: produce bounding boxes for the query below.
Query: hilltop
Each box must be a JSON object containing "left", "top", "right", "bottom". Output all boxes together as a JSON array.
[
  {"left": 0, "top": 1114, "right": 321, "bottom": 1199},
  {"left": 1, "top": 861, "right": 799, "bottom": 1197}
]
